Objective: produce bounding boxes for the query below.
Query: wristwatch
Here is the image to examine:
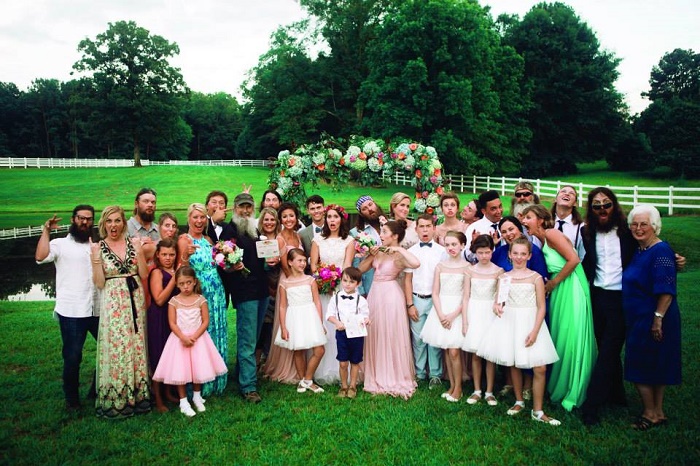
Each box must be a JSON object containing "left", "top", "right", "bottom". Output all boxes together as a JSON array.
[{"left": 654, "top": 312, "right": 664, "bottom": 319}]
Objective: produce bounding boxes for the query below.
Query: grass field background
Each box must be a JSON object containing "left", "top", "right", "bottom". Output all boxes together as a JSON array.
[{"left": 1, "top": 163, "right": 698, "bottom": 464}]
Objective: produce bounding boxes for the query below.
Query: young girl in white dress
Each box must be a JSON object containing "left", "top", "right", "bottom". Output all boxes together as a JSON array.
[
  {"left": 309, "top": 204, "right": 355, "bottom": 385},
  {"left": 478, "top": 238, "right": 561, "bottom": 425},
  {"left": 152, "top": 266, "right": 228, "bottom": 417},
  {"left": 462, "top": 235, "right": 504, "bottom": 407},
  {"left": 274, "top": 248, "right": 328, "bottom": 394},
  {"left": 420, "top": 231, "right": 470, "bottom": 402}
]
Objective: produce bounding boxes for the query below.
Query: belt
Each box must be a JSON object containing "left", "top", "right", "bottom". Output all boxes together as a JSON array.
[{"left": 413, "top": 292, "right": 432, "bottom": 299}]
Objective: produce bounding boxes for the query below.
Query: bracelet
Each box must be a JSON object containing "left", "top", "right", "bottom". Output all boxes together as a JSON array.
[
  {"left": 654, "top": 312, "right": 664, "bottom": 319},
  {"left": 406, "top": 303, "right": 415, "bottom": 309}
]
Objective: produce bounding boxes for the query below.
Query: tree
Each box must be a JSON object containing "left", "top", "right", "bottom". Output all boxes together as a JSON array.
[
  {"left": 501, "top": 2, "right": 626, "bottom": 176},
  {"left": 645, "top": 48, "right": 700, "bottom": 103},
  {"left": 360, "top": 0, "right": 530, "bottom": 174},
  {"left": 72, "top": 20, "right": 189, "bottom": 165},
  {"left": 23, "top": 79, "right": 69, "bottom": 158},
  {"left": 183, "top": 92, "right": 242, "bottom": 159},
  {"left": 0, "top": 82, "right": 27, "bottom": 156}
]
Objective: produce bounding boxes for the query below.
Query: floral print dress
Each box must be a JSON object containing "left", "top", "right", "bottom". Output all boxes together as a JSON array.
[{"left": 95, "top": 239, "right": 151, "bottom": 418}]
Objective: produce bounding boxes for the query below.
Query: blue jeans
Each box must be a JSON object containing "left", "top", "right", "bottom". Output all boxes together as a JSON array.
[
  {"left": 409, "top": 296, "right": 443, "bottom": 379},
  {"left": 234, "top": 297, "right": 269, "bottom": 394},
  {"left": 58, "top": 315, "right": 99, "bottom": 402}
]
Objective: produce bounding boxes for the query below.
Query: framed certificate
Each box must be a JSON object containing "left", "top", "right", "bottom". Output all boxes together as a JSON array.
[
  {"left": 256, "top": 239, "right": 280, "bottom": 259},
  {"left": 345, "top": 313, "right": 368, "bottom": 339}
]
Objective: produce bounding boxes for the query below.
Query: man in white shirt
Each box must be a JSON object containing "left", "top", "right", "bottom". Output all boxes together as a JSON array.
[
  {"left": 551, "top": 185, "right": 586, "bottom": 259},
  {"left": 35, "top": 205, "right": 99, "bottom": 410},
  {"left": 465, "top": 190, "right": 503, "bottom": 252},
  {"left": 404, "top": 214, "right": 445, "bottom": 389}
]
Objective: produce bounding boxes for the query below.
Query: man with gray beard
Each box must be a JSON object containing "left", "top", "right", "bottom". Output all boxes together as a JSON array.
[{"left": 228, "top": 193, "right": 269, "bottom": 403}]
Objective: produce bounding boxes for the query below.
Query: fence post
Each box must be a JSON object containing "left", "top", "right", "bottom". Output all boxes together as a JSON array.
[
  {"left": 633, "top": 186, "right": 638, "bottom": 206},
  {"left": 501, "top": 176, "right": 506, "bottom": 196},
  {"left": 669, "top": 186, "right": 674, "bottom": 215},
  {"left": 578, "top": 182, "right": 584, "bottom": 207}
]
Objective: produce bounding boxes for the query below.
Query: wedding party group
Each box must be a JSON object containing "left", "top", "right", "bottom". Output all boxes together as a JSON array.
[{"left": 36, "top": 182, "right": 682, "bottom": 429}]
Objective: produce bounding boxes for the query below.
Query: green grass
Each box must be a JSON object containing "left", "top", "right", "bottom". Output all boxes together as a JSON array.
[
  {"left": 1, "top": 269, "right": 698, "bottom": 465},
  {"left": 559, "top": 161, "right": 700, "bottom": 188}
]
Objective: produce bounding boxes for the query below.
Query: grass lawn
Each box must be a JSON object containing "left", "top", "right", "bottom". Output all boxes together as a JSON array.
[{"left": 1, "top": 268, "right": 698, "bottom": 465}]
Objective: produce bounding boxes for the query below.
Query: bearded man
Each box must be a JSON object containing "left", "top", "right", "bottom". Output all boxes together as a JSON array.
[
  {"left": 228, "top": 193, "right": 269, "bottom": 403},
  {"left": 127, "top": 187, "right": 159, "bottom": 260},
  {"left": 36, "top": 205, "right": 100, "bottom": 410},
  {"left": 350, "top": 195, "right": 386, "bottom": 295}
]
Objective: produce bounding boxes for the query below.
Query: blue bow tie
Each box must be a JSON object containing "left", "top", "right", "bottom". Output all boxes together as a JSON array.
[
  {"left": 420, "top": 242, "right": 432, "bottom": 248},
  {"left": 340, "top": 295, "right": 354, "bottom": 300},
  {"left": 315, "top": 226, "right": 322, "bottom": 233}
]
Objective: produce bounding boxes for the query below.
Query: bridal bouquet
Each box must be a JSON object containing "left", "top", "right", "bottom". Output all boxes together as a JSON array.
[
  {"left": 212, "top": 240, "right": 250, "bottom": 277},
  {"left": 313, "top": 263, "right": 342, "bottom": 295},
  {"left": 354, "top": 231, "right": 376, "bottom": 258}
]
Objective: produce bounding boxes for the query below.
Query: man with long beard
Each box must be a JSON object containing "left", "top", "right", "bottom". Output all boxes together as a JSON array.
[
  {"left": 127, "top": 188, "right": 159, "bottom": 259},
  {"left": 36, "top": 205, "right": 100, "bottom": 410},
  {"left": 228, "top": 193, "right": 269, "bottom": 403},
  {"left": 350, "top": 195, "right": 386, "bottom": 296}
]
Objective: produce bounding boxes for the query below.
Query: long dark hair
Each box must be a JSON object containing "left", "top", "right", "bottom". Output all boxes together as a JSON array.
[{"left": 583, "top": 187, "right": 629, "bottom": 241}]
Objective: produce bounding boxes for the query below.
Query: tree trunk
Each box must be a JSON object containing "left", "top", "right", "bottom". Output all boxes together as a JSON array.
[{"left": 133, "top": 134, "right": 142, "bottom": 167}]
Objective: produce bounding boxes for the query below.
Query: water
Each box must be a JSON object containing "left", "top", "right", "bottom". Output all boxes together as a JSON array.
[{"left": 0, "top": 237, "right": 56, "bottom": 300}]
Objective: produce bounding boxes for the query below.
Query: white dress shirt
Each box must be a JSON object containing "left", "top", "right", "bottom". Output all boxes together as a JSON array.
[
  {"left": 465, "top": 217, "right": 501, "bottom": 251},
  {"left": 406, "top": 240, "right": 445, "bottom": 295},
  {"left": 326, "top": 290, "right": 370, "bottom": 323},
  {"left": 593, "top": 228, "right": 623, "bottom": 290},
  {"left": 36, "top": 235, "right": 98, "bottom": 318},
  {"left": 553, "top": 214, "right": 586, "bottom": 259}
]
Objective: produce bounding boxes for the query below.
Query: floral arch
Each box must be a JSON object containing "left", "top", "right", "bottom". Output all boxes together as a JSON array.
[{"left": 267, "top": 135, "right": 447, "bottom": 215}]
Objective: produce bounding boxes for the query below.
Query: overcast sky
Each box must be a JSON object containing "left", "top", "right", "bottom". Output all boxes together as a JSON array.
[{"left": 1, "top": 0, "right": 698, "bottom": 114}]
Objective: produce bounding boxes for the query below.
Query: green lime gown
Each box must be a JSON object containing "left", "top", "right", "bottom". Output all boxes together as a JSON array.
[{"left": 543, "top": 240, "right": 597, "bottom": 411}]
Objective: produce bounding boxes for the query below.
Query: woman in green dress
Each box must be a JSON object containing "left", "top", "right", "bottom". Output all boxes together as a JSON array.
[
  {"left": 178, "top": 203, "right": 228, "bottom": 397},
  {"left": 521, "top": 204, "right": 597, "bottom": 411}
]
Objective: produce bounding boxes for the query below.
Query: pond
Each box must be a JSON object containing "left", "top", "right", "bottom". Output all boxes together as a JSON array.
[{"left": 0, "top": 236, "right": 56, "bottom": 301}]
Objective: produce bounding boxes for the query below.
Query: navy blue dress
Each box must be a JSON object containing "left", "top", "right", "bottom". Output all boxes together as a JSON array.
[
  {"left": 492, "top": 243, "right": 549, "bottom": 279},
  {"left": 622, "top": 241, "right": 681, "bottom": 385}
]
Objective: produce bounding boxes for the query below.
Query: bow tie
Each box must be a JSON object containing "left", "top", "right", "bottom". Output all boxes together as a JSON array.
[
  {"left": 419, "top": 242, "right": 432, "bottom": 248},
  {"left": 315, "top": 226, "right": 322, "bottom": 233},
  {"left": 340, "top": 295, "right": 354, "bottom": 300}
]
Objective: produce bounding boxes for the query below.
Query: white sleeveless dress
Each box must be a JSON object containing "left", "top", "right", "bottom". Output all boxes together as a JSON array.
[
  {"left": 274, "top": 277, "right": 327, "bottom": 350},
  {"left": 420, "top": 272, "right": 466, "bottom": 349}
]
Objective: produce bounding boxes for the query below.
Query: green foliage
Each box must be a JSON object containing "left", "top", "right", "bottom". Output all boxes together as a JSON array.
[
  {"left": 501, "top": 2, "right": 626, "bottom": 177},
  {"left": 645, "top": 48, "right": 700, "bottom": 103},
  {"left": 183, "top": 92, "right": 241, "bottom": 159},
  {"left": 72, "top": 20, "right": 189, "bottom": 165},
  {"left": 360, "top": 0, "right": 530, "bottom": 175}
]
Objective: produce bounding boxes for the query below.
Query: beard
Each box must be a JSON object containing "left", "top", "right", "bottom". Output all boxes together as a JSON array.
[
  {"left": 69, "top": 223, "right": 92, "bottom": 243},
  {"left": 232, "top": 214, "right": 258, "bottom": 239},
  {"left": 138, "top": 209, "right": 155, "bottom": 224},
  {"left": 593, "top": 215, "right": 616, "bottom": 233}
]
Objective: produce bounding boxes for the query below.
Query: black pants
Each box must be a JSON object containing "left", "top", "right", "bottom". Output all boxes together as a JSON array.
[{"left": 582, "top": 287, "right": 627, "bottom": 414}]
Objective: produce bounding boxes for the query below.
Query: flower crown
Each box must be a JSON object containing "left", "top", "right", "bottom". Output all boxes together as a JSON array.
[{"left": 325, "top": 204, "right": 349, "bottom": 220}]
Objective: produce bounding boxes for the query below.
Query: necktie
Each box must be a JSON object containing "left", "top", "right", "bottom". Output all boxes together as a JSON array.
[
  {"left": 315, "top": 226, "right": 322, "bottom": 233},
  {"left": 491, "top": 223, "right": 499, "bottom": 231},
  {"left": 420, "top": 242, "right": 432, "bottom": 248},
  {"left": 341, "top": 295, "right": 354, "bottom": 300},
  {"left": 557, "top": 220, "right": 565, "bottom": 232}
]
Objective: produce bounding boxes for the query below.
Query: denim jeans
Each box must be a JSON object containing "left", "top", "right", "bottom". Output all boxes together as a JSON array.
[
  {"left": 409, "top": 296, "right": 443, "bottom": 379},
  {"left": 234, "top": 297, "right": 269, "bottom": 394},
  {"left": 58, "top": 314, "right": 99, "bottom": 402}
]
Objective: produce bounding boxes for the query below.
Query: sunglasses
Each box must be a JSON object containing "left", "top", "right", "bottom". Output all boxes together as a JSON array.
[
  {"left": 591, "top": 202, "right": 613, "bottom": 211},
  {"left": 514, "top": 191, "right": 533, "bottom": 198}
]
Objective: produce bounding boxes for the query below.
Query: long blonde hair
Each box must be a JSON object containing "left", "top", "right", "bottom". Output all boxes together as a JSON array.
[{"left": 98, "top": 205, "right": 127, "bottom": 239}]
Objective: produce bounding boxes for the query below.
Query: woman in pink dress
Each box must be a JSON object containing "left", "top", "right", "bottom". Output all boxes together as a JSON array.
[{"left": 359, "top": 220, "right": 420, "bottom": 399}]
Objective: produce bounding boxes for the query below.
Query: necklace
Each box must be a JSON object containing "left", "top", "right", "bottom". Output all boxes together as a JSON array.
[{"left": 640, "top": 238, "right": 660, "bottom": 251}]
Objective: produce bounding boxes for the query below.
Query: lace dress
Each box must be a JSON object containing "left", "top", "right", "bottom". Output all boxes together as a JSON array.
[
  {"left": 420, "top": 266, "right": 469, "bottom": 349},
  {"left": 273, "top": 276, "right": 327, "bottom": 350},
  {"left": 95, "top": 239, "right": 151, "bottom": 418},
  {"left": 462, "top": 268, "right": 501, "bottom": 353},
  {"left": 313, "top": 235, "right": 354, "bottom": 384}
]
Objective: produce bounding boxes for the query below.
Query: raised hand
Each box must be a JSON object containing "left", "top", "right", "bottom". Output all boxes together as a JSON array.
[{"left": 44, "top": 214, "right": 62, "bottom": 230}]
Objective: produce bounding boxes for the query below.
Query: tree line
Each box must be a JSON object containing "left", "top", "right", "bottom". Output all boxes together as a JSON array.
[{"left": 0, "top": 1, "right": 697, "bottom": 177}]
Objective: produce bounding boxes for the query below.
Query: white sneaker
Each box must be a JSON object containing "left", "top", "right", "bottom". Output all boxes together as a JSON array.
[
  {"left": 192, "top": 399, "right": 206, "bottom": 412},
  {"left": 180, "top": 401, "right": 196, "bottom": 417}
]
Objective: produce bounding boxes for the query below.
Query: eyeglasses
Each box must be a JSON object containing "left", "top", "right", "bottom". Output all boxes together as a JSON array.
[
  {"left": 630, "top": 222, "right": 651, "bottom": 229},
  {"left": 74, "top": 215, "right": 94, "bottom": 222},
  {"left": 591, "top": 202, "right": 613, "bottom": 211},
  {"left": 514, "top": 192, "right": 533, "bottom": 198}
]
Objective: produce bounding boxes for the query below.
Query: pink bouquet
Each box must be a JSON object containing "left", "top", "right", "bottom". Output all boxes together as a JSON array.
[
  {"left": 354, "top": 231, "right": 376, "bottom": 258},
  {"left": 212, "top": 240, "right": 250, "bottom": 277},
  {"left": 313, "top": 263, "right": 342, "bottom": 295}
]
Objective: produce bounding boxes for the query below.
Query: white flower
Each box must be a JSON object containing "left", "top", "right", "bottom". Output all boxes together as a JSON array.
[
  {"left": 404, "top": 155, "right": 416, "bottom": 169},
  {"left": 396, "top": 143, "right": 411, "bottom": 155},
  {"left": 312, "top": 152, "right": 326, "bottom": 165},
  {"left": 426, "top": 146, "right": 437, "bottom": 158},
  {"left": 278, "top": 150, "right": 290, "bottom": 158},
  {"left": 349, "top": 158, "right": 367, "bottom": 170},
  {"left": 346, "top": 145, "right": 361, "bottom": 158},
  {"left": 367, "top": 158, "right": 382, "bottom": 172},
  {"left": 414, "top": 198, "right": 427, "bottom": 212},
  {"left": 427, "top": 193, "right": 441, "bottom": 207},
  {"left": 363, "top": 141, "right": 381, "bottom": 156},
  {"left": 215, "top": 253, "right": 225, "bottom": 264}
]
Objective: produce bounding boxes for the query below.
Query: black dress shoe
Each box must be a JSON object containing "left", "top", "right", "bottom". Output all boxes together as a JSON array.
[{"left": 65, "top": 400, "right": 82, "bottom": 411}]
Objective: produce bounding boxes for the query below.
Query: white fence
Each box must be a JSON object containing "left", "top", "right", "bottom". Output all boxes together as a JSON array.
[
  {"left": 386, "top": 172, "right": 700, "bottom": 216},
  {"left": 0, "top": 225, "right": 69, "bottom": 240},
  {"left": 0, "top": 157, "right": 269, "bottom": 169}
]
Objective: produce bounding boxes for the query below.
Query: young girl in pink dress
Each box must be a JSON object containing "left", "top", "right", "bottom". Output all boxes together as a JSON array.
[
  {"left": 274, "top": 248, "right": 327, "bottom": 394},
  {"left": 153, "top": 266, "right": 228, "bottom": 417},
  {"left": 359, "top": 220, "right": 420, "bottom": 399}
]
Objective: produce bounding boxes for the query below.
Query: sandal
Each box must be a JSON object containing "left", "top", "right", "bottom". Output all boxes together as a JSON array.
[
  {"left": 347, "top": 387, "right": 357, "bottom": 399},
  {"left": 507, "top": 401, "right": 525, "bottom": 416},
  {"left": 445, "top": 394, "right": 461, "bottom": 403},
  {"left": 631, "top": 416, "right": 655, "bottom": 431},
  {"left": 297, "top": 381, "right": 307, "bottom": 393},
  {"left": 467, "top": 391, "right": 482, "bottom": 405},
  {"left": 441, "top": 392, "right": 450, "bottom": 399},
  {"left": 531, "top": 410, "right": 561, "bottom": 426},
  {"left": 485, "top": 393, "right": 498, "bottom": 406},
  {"left": 337, "top": 388, "right": 348, "bottom": 398}
]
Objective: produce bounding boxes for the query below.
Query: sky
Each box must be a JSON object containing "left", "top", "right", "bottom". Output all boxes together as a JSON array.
[{"left": 1, "top": 0, "right": 698, "bottom": 115}]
